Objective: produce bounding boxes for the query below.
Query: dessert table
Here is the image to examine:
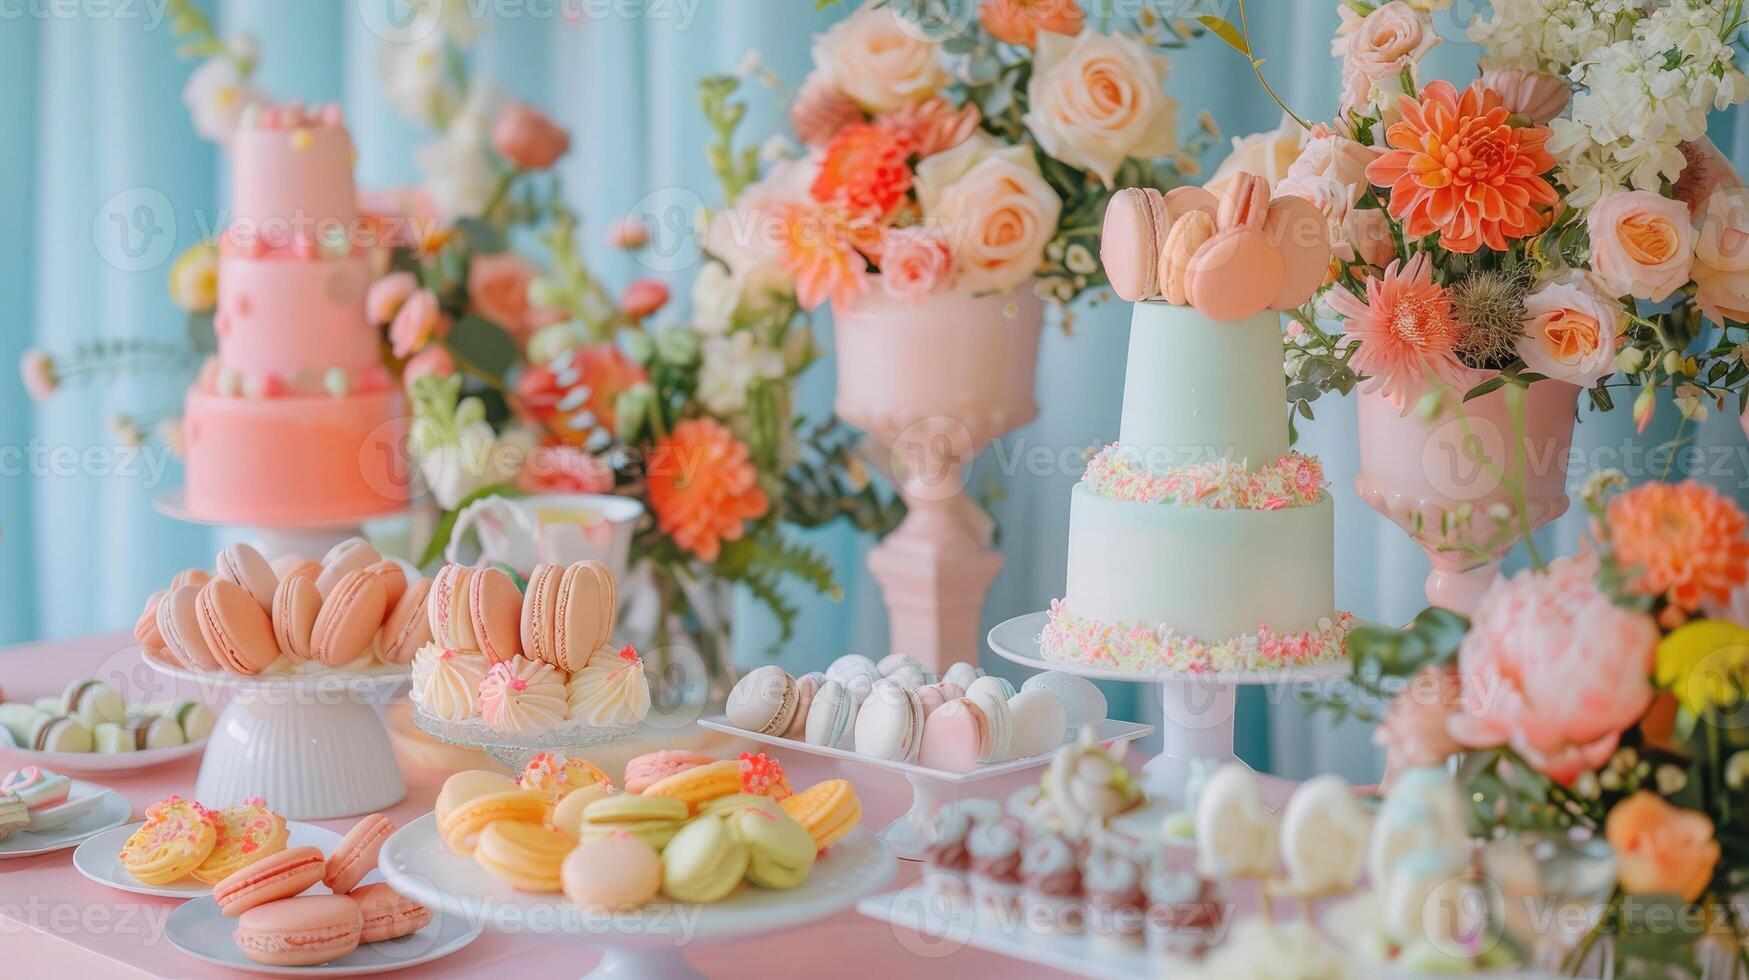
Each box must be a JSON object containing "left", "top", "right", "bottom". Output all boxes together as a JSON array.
[{"left": 0, "top": 632, "right": 1063, "bottom": 979}]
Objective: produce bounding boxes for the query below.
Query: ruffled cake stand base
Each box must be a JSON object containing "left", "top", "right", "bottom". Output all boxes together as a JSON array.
[
  {"left": 987, "top": 612, "right": 1350, "bottom": 808},
  {"left": 143, "top": 653, "right": 410, "bottom": 820},
  {"left": 380, "top": 812, "right": 897, "bottom": 980},
  {"left": 410, "top": 706, "right": 640, "bottom": 772}
]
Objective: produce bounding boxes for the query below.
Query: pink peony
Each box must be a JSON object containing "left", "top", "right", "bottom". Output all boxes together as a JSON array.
[
  {"left": 1693, "top": 186, "right": 1749, "bottom": 324},
  {"left": 402, "top": 345, "right": 456, "bottom": 387},
  {"left": 518, "top": 444, "right": 615, "bottom": 495},
  {"left": 619, "top": 278, "right": 670, "bottom": 319},
  {"left": 606, "top": 216, "right": 650, "bottom": 250},
  {"left": 19, "top": 349, "right": 57, "bottom": 402},
  {"left": 1447, "top": 555, "right": 1660, "bottom": 785},
  {"left": 1480, "top": 68, "right": 1570, "bottom": 125},
  {"left": 1586, "top": 190, "right": 1696, "bottom": 303},
  {"left": 389, "top": 288, "right": 450, "bottom": 358},
  {"left": 366, "top": 272, "right": 419, "bottom": 326},
  {"left": 1373, "top": 666, "right": 1464, "bottom": 778},
  {"left": 878, "top": 226, "right": 954, "bottom": 303},
  {"left": 492, "top": 102, "right": 570, "bottom": 171},
  {"left": 468, "top": 253, "right": 563, "bottom": 338}
]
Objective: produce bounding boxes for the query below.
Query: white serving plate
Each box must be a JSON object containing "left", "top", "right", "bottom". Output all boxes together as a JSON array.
[
  {"left": 165, "top": 893, "right": 483, "bottom": 977},
  {"left": 0, "top": 782, "right": 130, "bottom": 858},
  {"left": 73, "top": 819, "right": 345, "bottom": 898},
  {"left": 6, "top": 737, "right": 209, "bottom": 776}
]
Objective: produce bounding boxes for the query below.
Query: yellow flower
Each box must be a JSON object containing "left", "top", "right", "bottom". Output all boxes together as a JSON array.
[
  {"left": 1656, "top": 620, "right": 1749, "bottom": 717},
  {"left": 168, "top": 242, "right": 219, "bottom": 313}
]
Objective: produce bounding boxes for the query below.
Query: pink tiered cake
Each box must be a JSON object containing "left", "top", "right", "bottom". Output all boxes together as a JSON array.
[{"left": 181, "top": 103, "right": 410, "bottom": 525}]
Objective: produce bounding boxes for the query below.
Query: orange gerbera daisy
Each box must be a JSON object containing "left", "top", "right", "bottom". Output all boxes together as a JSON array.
[
  {"left": 1366, "top": 80, "right": 1558, "bottom": 254},
  {"left": 812, "top": 123, "right": 915, "bottom": 221},
  {"left": 1605, "top": 480, "right": 1749, "bottom": 612},
  {"left": 778, "top": 202, "right": 871, "bottom": 311},
  {"left": 646, "top": 418, "right": 770, "bottom": 562}
]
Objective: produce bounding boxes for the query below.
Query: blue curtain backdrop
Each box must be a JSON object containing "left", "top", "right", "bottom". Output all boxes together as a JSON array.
[{"left": 7, "top": 1, "right": 1749, "bottom": 781}]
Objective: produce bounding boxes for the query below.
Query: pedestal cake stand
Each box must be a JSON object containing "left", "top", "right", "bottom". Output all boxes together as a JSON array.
[
  {"left": 155, "top": 491, "right": 409, "bottom": 561},
  {"left": 696, "top": 716, "right": 1153, "bottom": 861},
  {"left": 144, "top": 653, "right": 410, "bottom": 820},
  {"left": 380, "top": 812, "right": 898, "bottom": 980},
  {"left": 410, "top": 706, "right": 641, "bottom": 772},
  {"left": 987, "top": 612, "right": 1350, "bottom": 807}
]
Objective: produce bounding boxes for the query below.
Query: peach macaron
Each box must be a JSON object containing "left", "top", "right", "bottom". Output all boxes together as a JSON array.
[
  {"left": 271, "top": 574, "right": 322, "bottom": 663},
  {"left": 195, "top": 579, "right": 280, "bottom": 675},
  {"left": 468, "top": 566, "right": 524, "bottom": 664},
  {"left": 378, "top": 577, "right": 433, "bottom": 666},
  {"left": 310, "top": 569, "right": 389, "bottom": 667},
  {"left": 234, "top": 894, "right": 362, "bottom": 967},
  {"left": 428, "top": 564, "right": 478, "bottom": 652},
  {"left": 315, "top": 537, "right": 381, "bottom": 600},
  {"left": 213, "top": 845, "right": 327, "bottom": 917},
  {"left": 216, "top": 543, "right": 279, "bottom": 614},
  {"left": 156, "top": 585, "right": 222, "bottom": 671},
  {"left": 324, "top": 813, "right": 396, "bottom": 895},
  {"left": 350, "top": 882, "right": 431, "bottom": 943}
]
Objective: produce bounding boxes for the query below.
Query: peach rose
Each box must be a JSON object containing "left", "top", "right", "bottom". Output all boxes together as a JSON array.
[
  {"left": 1586, "top": 190, "right": 1696, "bottom": 302},
  {"left": 403, "top": 344, "right": 456, "bottom": 387},
  {"left": 492, "top": 102, "right": 570, "bottom": 171},
  {"left": 367, "top": 271, "right": 418, "bottom": 326},
  {"left": 978, "top": 0, "right": 1083, "bottom": 48},
  {"left": 1692, "top": 186, "right": 1749, "bottom": 324},
  {"left": 518, "top": 444, "right": 615, "bottom": 496},
  {"left": 812, "top": 2, "right": 947, "bottom": 114},
  {"left": 1480, "top": 68, "right": 1570, "bottom": 125},
  {"left": 1345, "top": 206, "right": 1395, "bottom": 268},
  {"left": 879, "top": 225, "right": 954, "bottom": 303},
  {"left": 915, "top": 134, "right": 1063, "bottom": 292},
  {"left": 1207, "top": 114, "right": 1309, "bottom": 200},
  {"left": 1343, "top": 1, "right": 1440, "bottom": 83},
  {"left": 1517, "top": 271, "right": 1624, "bottom": 385},
  {"left": 705, "top": 154, "right": 820, "bottom": 304},
  {"left": 467, "top": 254, "right": 563, "bottom": 337},
  {"left": 389, "top": 288, "right": 450, "bottom": 358},
  {"left": 1022, "top": 30, "right": 1175, "bottom": 188},
  {"left": 1607, "top": 792, "right": 1721, "bottom": 903},
  {"left": 619, "top": 279, "right": 670, "bottom": 319}
]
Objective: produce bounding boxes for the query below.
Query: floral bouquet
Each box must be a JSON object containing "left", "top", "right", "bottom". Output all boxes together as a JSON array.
[
  {"left": 728, "top": 0, "right": 1213, "bottom": 318},
  {"left": 1335, "top": 472, "right": 1749, "bottom": 973}
]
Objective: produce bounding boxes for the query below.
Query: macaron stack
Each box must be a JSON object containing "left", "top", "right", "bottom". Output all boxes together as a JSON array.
[
  {"left": 436, "top": 748, "right": 860, "bottom": 909},
  {"left": 409, "top": 560, "right": 652, "bottom": 738},
  {"left": 212, "top": 811, "right": 429, "bottom": 967},
  {"left": 1100, "top": 174, "right": 1332, "bottom": 321},
  {"left": 725, "top": 657, "right": 1108, "bottom": 774},
  {"left": 0, "top": 682, "right": 215, "bottom": 755},
  {"left": 137, "top": 538, "right": 431, "bottom": 676}
]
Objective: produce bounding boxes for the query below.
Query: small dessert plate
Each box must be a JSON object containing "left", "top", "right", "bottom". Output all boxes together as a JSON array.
[
  {"left": 165, "top": 895, "right": 483, "bottom": 977},
  {"left": 0, "top": 784, "right": 130, "bottom": 858},
  {"left": 73, "top": 820, "right": 345, "bottom": 898},
  {"left": 4, "top": 738, "right": 209, "bottom": 776}
]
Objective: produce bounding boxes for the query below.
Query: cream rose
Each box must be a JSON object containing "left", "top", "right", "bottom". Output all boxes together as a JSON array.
[
  {"left": 1022, "top": 29, "right": 1175, "bottom": 188},
  {"left": 1586, "top": 190, "right": 1697, "bottom": 302},
  {"left": 1206, "top": 114, "right": 1307, "bottom": 200},
  {"left": 1343, "top": 1, "right": 1440, "bottom": 82},
  {"left": 917, "top": 134, "right": 1062, "bottom": 292},
  {"left": 1517, "top": 271, "right": 1624, "bottom": 385},
  {"left": 811, "top": 2, "right": 947, "bottom": 114},
  {"left": 1285, "top": 123, "right": 1381, "bottom": 192},
  {"left": 1692, "top": 187, "right": 1749, "bottom": 323}
]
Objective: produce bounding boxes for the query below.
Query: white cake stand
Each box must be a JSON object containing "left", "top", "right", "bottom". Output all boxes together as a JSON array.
[
  {"left": 380, "top": 812, "right": 898, "bottom": 980},
  {"left": 410, "top": 706, "right": 641, "bottom": 772},
  {"left": 696, "top": 716, "right": 1153, "bottom": 861},
  {"left": 143, "top": 652, "right": 410, "bottom": 820},
  {"left": 987, "top": 612, "right": 1350, "bottom": 808}
]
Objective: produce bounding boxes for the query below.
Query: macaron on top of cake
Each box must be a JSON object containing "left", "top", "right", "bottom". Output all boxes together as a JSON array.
[
  {"left": 157, "top": 584, "right": 223, "bottom": 672},
  {"left": 1101, "top": 187, "right": 1173, "bottom": 302}
]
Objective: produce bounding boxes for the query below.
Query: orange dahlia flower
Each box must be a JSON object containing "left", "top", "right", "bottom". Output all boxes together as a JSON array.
[
  {"left": 778, "top": 202, "right": 872, "bottom": 311},
  {"left": 812, "top": 123, "right": 915, "bottom": 221},
  {"left": 1605, "top": 480, "right": 1749, "bottom": 612},
  {"left": 647, "top": 418, "right": 770, "bottom": 562},
  {"left": 979, "top": 0, "right": 1084, "bottom": 48},
  {"left": 1366, "top": 80, "right": 1558, "bottom": 254}
]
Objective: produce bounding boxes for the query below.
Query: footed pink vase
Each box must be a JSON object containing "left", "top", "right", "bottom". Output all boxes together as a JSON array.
[
  {"left": 1354, "top": 374, "right": 1579, "bottom": 614},
  {"left": 833, "top": 285, "right": 1045, "bottom": 674}
]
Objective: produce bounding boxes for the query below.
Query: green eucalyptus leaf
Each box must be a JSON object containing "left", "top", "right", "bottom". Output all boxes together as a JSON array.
[{"left": 448, "top": 315, "right": 519, "bottom": 381}]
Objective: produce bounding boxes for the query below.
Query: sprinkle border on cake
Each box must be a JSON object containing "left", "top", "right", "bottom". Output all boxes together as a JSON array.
[
  {"left": 1039, "top": 599, "right": 1353, "bottom": 673},
  {"left": 1081, "top": 445, "right": 1327, "bottom": 511}
]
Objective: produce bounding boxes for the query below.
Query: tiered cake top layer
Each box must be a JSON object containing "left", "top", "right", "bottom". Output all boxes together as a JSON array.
[{"left": 225, "top": 102, "right": 359, "bottom": 257}]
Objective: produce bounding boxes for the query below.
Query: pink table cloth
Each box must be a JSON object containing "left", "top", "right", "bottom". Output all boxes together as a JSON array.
[{"left": 0, "top": 632, "right": 1066, "bottom": 979}]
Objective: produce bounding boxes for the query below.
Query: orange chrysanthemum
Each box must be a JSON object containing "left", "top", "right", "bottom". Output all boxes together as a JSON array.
[
  {"left": 778, "top": 202, "right": 872, "bottom": 311},
  {"left": 1366, "top": 80, "right": 1559, "bottom": 254},
  {"left": 1326, "top": 253, "right": 1468, "bottom": 410},
  {"left": 517, "top": 343, "right": 648, "bottom": 446},
  {"left": 646, "top": 418, "right": 770, "bottom": 562},
  {"left": 1606, "top": 481, "right": 1749, "bottom": 612},
  {"left": 812, "top": 123, "right": 915, "bottom": 221}
]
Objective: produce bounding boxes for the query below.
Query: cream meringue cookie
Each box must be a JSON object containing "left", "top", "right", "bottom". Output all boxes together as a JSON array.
[
  {"left": 565, "top": 644, "right": 652, "bottom": 728},
  {"left": 410, "top": 642, "right": 489, "bottom": 721},
  {"left": 478, "top": 656, "right": 568, "bottom": 735}
]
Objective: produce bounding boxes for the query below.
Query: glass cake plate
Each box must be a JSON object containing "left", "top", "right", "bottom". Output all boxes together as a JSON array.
[{"left": 410, "top": 706, "right": 640, "bottom": 771}]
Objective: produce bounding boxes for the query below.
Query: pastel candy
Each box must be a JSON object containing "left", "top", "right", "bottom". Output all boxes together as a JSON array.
[{"left": 1264, "top": 194, "right": 1334, "bottom": 310}]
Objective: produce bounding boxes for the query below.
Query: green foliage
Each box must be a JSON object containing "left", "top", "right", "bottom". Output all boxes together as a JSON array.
[
  {"left": 446, "top": 316, "right": 520, "bottom": 383},
  {"left": 699, "top": 76, "right": 760, "bottom": 206}
]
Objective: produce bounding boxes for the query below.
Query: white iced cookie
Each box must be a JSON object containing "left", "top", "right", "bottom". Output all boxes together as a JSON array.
[
  {"left": 1194, "top": 764, "right": 1278, "bottom": 880},
  {"left": 1277, "top": 774, "right": 1369, "bottom": 897}
]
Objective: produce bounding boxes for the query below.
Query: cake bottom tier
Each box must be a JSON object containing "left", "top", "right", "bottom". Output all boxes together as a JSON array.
[
  {"left": 1042, "top": 483, "right": 1349, "bottom": 672},
  {"left": 182, "top": 388, "right": 412, "bottom": 525}
]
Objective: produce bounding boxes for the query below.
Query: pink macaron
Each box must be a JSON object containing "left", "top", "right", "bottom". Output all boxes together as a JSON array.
[
  {"left": 214, "top": 846, "right": 327, "bottom": 917},
  {"left": 135, "top": 589, "right": 167, "bottom": 652},
  {"left": 363, "top": 560, "right": 407, "bottom": 611},
  {"left": 234, "top": 894, "right": 362, "bottom": 967},
  {"left": 1264, "top": 193, "right": 1334, "bottom": 310},
  {"left": 271, "top": 573, "right": 322, "bottom": 663},
  {"left": 1185, "top": 172, "right": 1284, "bottom": 322},
  {"left": 468, "top": 566, "right": 524, "bottom": 664},
  {"left": 378, "top": 578, "right": 433, "bottom": 667},
  {"left": 156, "top": 584, "right": 223, "bottom": 672},
  {"left": 622, "top": 750, "right": 716, "bottom": 794},
  {"left": 216, "top": 543, "right": 279, "bottom": 614},
  {"left": 1100, "top": 187, "right": 1171, "bottom": 302},
  {"left": 315, "top": 537, "right": 381, "bottom": 600},
  {"left": 427, "top": 564, "right": 477, "bottom": 652},
  {"left": 196, "top": 579, "right": 281, "bottom": 675},
  {"left": 349, "top": 882, "right": 431, "bottom": 943},
  {"left": 1158, "top": 208, "right": 1217, "bottom": 306},
  {"left": 324, "top": 813, "right": 396, "bottom": 895},
  {"left": 918, "top": 697, "right": 993, "bottom": 773},
  {"left": 311, "top": 569, "right": 389, "bottom": 667}
]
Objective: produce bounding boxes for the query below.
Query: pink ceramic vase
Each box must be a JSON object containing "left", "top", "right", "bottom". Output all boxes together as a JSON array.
[
  {"left": 833, "top": 284, "right": 1045, "bottom": 673},
  {"left": 1354, "top": 373, "right": 1579, "bottom": 614}
]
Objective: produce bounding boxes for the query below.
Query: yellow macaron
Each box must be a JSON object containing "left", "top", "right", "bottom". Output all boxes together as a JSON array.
[
  {"left": 436, "top": 770, "right": 517, "bottom": 825},
  {"left": 778, "top": 779, "right": 861, "bottom": 851},
  {"left": 660, "top": 813, "right": 749, "bottom": 904},
  {"left": 473, "top": 819, "right": 574, "bottom": 892},
  {"left": 640, "top": 759, "right": 740, "bottom": 814},
  {"left": 439, "top": 789, "right": 546, "bottom": 855}
]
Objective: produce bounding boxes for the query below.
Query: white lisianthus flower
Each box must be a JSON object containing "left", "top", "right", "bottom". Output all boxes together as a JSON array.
[
  {"left": 181, "top": 52, "right": 263, "bottom": 144},
  {"left": 414, "top": 86, "right": 500, "bottom": 218},
  {"left": 378, "top": 32, "right": 461, "bottom": 127},
  {"left": 691, "top": 262, "right": 741, "bottom": 336},
  {"left": 698, "top": 331, "right": 785, "bottom": 417}
]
